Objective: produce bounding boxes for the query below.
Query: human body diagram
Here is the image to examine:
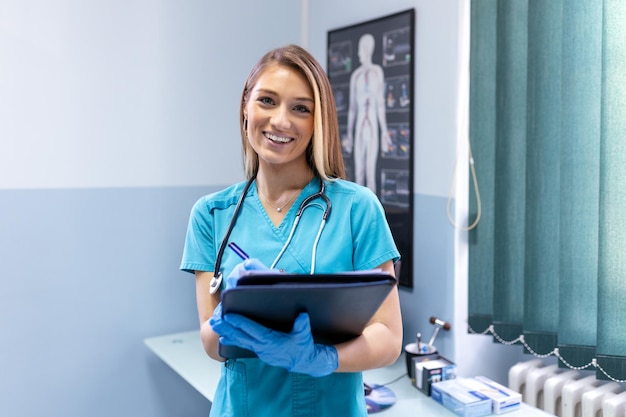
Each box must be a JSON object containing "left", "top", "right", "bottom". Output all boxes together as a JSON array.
[{"left": 345, "top": 34, "right": 391, "bottom": 195}]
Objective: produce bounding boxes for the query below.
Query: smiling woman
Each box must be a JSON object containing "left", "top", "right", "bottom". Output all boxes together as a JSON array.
[{"left": 179, "top": 44, "right": 403, "bottom": 417}]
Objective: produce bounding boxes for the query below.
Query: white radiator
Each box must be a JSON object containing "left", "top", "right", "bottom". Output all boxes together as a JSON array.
[
  {"left": 581, "top": 381, "right": 621, "bottom": 417},
  {"left": 603, "top": 391, "right": 626, "bottom": 417},
  {"left": 508, "top": 360, "right": 626, "bottom": 417},
  {"left": 508, "top": 358, "right": 544, "bottom": 399},
  {"left": 544, "top": 369, "right": 581, "bottom": 416},
  {"left": 527, "top": 364, "right": 561, "bottom": 408}
]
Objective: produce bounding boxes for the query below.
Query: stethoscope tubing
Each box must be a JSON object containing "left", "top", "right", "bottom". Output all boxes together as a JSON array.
[
  {"left": 210, "top": 176, "right": 330, "bottom": 294},
  {"left": 209, "top": 176, "right": 256, "bottom": 294}
]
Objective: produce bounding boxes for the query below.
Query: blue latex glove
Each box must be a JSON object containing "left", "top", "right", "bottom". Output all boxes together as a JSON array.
[
  {"left": 223, "top": 258, "right": 268, "bottom": 291},
  {"left": 210, "top": 312, "right": 338, "bottom": 377},
  {"left": 212, "top": 258, "right": 268, "bottom": 318}
]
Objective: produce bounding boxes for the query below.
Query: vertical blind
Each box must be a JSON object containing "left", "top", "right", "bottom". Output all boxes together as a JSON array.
[{"left": 468, "top": 0, "right": 626, "bottom": 382}]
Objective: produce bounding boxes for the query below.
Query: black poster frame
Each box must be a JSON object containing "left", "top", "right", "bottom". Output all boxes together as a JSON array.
[{"left": 327, "top": 9, "right": 415, "bottom": 288}]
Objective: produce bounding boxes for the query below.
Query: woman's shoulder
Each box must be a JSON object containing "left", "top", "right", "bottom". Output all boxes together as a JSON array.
[
  {"left": 192, "top": 180, "right": 250, "bottom": 213},
  {"left": 324, "top": 179, "right": 385, "bottom": 215},
  {"left": 326, "top": 178, "right": 379, "bottom": 201}
]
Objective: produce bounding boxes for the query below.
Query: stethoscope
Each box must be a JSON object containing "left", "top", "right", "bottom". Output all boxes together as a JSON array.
[{"left": 209, "top": 175, "right": 332, "bottom": 294}]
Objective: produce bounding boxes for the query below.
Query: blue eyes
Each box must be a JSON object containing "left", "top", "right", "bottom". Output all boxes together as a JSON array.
[
  {"left": 257, "top": 97, "right": 311, "bottom": 114},
  {"left": 294, "top": 105, "right": 311, "bottom": 114}
]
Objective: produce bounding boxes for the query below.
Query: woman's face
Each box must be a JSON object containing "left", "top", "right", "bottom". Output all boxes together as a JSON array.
[{"left": 244, "top": 64, "right": 315, "bottom": 171}]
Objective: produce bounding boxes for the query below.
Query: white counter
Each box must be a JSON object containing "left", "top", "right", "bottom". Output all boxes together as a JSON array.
[{"left": 144, "top": 330, "right": 555, "bottom": 416}]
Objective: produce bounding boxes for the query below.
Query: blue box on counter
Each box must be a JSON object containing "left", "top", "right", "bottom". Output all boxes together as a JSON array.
[
  {"left": 463, "top": 376, "right": 522, "bottom": 414},
  {"left": 431, "top": 378, "right": 492, "bottom": 417}
]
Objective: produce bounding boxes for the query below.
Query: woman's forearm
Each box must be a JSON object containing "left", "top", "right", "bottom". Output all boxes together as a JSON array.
[{"left": 200, "top": 320, "right": 226, "bottom": 362}]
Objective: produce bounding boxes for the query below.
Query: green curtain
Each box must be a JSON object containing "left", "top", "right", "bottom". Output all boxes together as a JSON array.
[
  {"left": 597, "top": 0, "right": 626, "bottom": 376},
  {"left": 558, "top": 0, "right": 602, "bottom": 368},
  {"left": 524, "top": 0, "right": 561, "bottom": 355},
  {"left": 468, "top": 0, "right": 626, "bottom": 382}
]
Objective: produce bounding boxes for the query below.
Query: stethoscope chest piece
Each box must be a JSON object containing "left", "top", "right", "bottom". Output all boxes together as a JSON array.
[{"left": 209, "top": 272, "right": 222, "bottom": 295}]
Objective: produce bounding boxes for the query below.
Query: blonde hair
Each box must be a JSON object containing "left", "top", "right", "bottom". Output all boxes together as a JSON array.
[{"left": 239, "top": 44, "right": 345, "bottom": 180}]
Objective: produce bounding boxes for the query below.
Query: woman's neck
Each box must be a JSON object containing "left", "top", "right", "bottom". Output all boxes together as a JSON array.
[{"left": 255, "top": 166, "right": 314, "bottom": 197}]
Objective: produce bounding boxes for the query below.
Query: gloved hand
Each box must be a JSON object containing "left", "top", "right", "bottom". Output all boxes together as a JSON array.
[
  {"left": 210, "top": 312, "right": 338, "bottom": 377},
  {"left": 212, "top": 258, "right": 268, "bottom": 318},
  {"left": 223, "top": 258, "right": 268, "bottom": 291}
]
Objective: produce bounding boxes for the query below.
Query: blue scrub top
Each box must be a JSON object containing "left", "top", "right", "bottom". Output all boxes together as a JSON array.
[{"left": 181, "top": 177, "right": 400, "bottom": 417}]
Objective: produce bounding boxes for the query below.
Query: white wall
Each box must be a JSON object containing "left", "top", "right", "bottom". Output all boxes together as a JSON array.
[{"left": 0, "top": 0, "right": 300, "bottom": 189}]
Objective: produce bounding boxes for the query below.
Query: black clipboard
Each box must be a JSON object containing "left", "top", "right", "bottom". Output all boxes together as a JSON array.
[{"left": 218, "top": 270, "right": 397, "bottom": 358}]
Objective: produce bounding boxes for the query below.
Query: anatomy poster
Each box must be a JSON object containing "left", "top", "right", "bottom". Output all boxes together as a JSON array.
[{"left": 328, "top": 9, "right": 415, "bottom": 288}]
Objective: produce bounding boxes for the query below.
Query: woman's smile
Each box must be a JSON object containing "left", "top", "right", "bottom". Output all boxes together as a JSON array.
[{"left": 265, "top": 131, "right": 293, "bottom": 144}]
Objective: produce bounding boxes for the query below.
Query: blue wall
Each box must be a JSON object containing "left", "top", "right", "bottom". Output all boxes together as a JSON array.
[
  {"left": 398, "top": 194, "right": 455, "bottom": 357},
  {"left": 0, "top": 187, "right": 212, "bottom": 416}
]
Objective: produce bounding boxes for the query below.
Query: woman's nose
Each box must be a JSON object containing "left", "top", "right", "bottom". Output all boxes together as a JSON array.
[{"left": 270, "top": 106, "right": 291, "bottom": 130}]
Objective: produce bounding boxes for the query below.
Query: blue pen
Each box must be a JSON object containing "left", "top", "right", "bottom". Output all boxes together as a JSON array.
[{"left": 228, "top": 241, "right": 249, "bottom": 260}]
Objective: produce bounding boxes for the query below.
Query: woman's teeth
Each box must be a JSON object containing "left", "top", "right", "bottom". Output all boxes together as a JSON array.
[{"left": 266, "top": 133, "right": 292, "bottom": 143}]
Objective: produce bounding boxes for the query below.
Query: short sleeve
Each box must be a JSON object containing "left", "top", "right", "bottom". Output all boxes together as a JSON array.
[
  {"left": 350, "top": 187, "right": 400, "bottom": 271},
  {"left": 180, "top": 197, "right": 216, "bottom": 274}
]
